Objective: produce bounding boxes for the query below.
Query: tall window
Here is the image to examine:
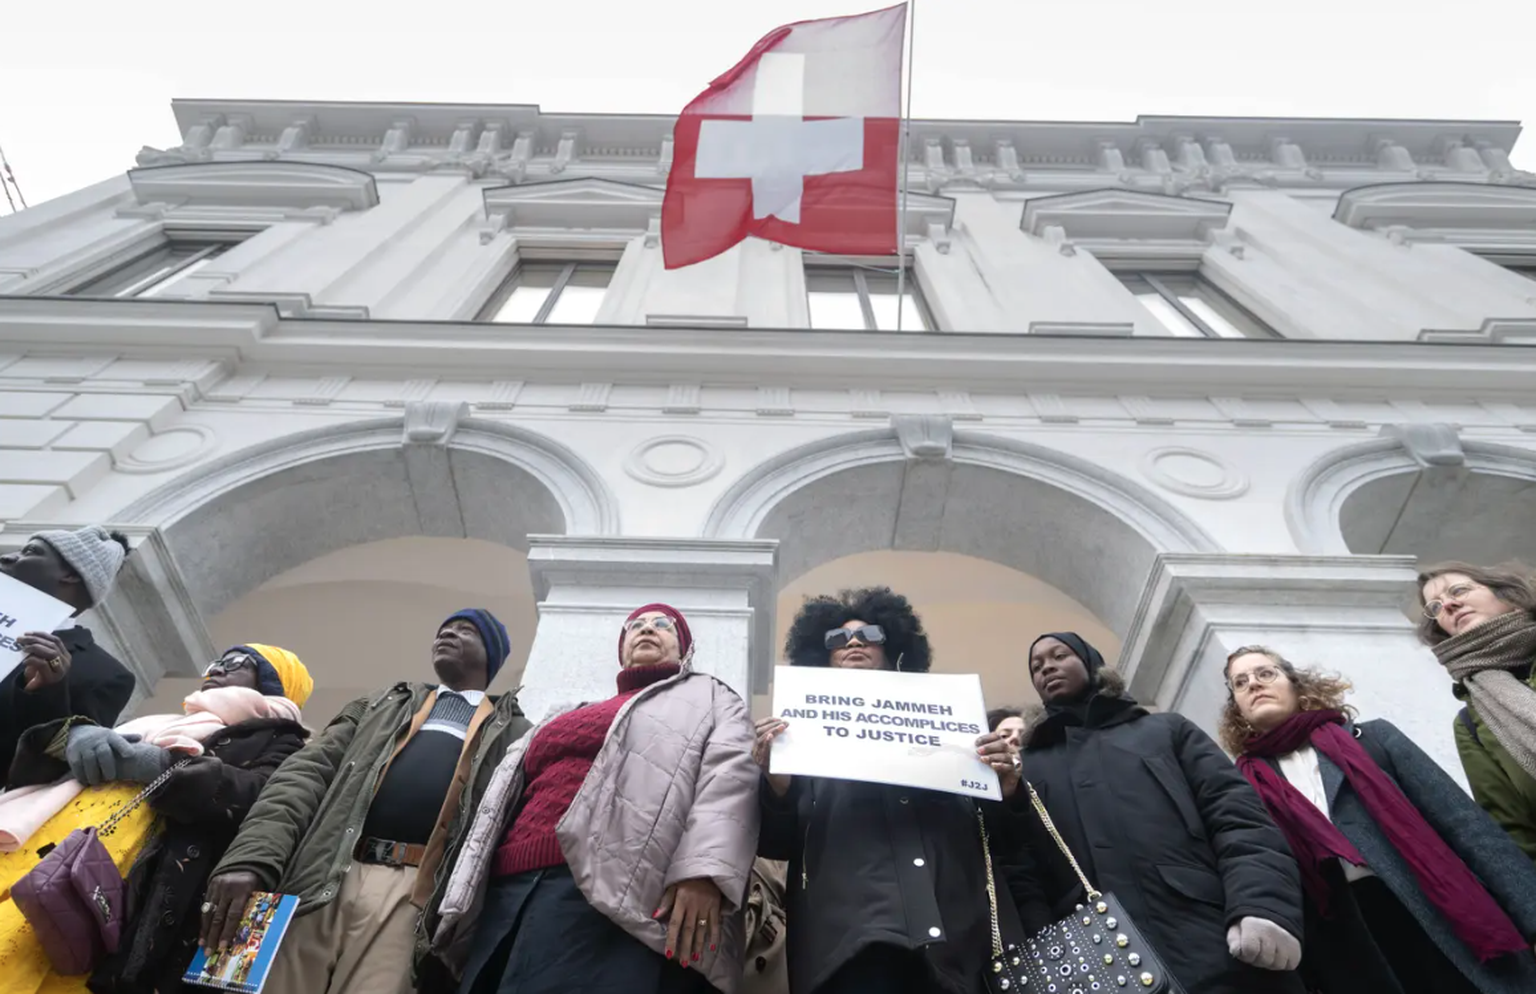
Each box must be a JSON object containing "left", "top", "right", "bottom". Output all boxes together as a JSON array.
[
  {"left": 68, "top": 242, "right": 233, "bottom": 298},
  {"left": 480, "top": 262, "right": 615, "bottom": 325},
  {"left": 806, "top": 266, "right": 931, "bottom": 331},
  {"left": 1114, "top": 272, "right": 1275, "bottom": 339}
]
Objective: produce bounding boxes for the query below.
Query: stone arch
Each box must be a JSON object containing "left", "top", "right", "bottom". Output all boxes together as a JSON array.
[
  {"left": 704, "top": 422, "right": 1219, "bottom": 638},
  {"left": 1286, "top": 429, "right": 1536, "bottom": 563},
  {"left": 118, "top": 409, "right": 619, "bottom": 625}
]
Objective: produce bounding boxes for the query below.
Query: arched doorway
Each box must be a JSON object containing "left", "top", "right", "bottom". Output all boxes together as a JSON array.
[
  {"left": 118, "top": 412, "right": 616, "bottom": 715},
  {"left": 1288, "top": 434, "right": 1536, "bottom": 563},
  {"left": 708, "top": 425, "right": 1216, "bottom": 712}
]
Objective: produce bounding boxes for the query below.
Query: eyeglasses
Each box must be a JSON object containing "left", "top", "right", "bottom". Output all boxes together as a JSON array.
[
  {"left": 203, "top": 654, "right": 257, "bottom": 678},
  {"left": 1423, "top": 582, "right": 1478, "bottom": 620},
  {"left": 824, "top": 625, "right": 886, "bottom": 651},
  {"left": 1228, "top": 665, "right": 1283, "bottom": 694},
  {"left": 624, "top": 615, "right": 676, "bottom": 633}
]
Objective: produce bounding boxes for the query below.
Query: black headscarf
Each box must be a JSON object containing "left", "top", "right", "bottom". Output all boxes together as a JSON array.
[{"left": 1029, "top": 631, "right": 1128, "bottom": 730}]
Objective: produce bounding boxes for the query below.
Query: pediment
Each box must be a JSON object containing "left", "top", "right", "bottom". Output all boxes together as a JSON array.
[
  {"left": 1334, "top": 182, "right": 1536, "bottom": 230},
  {"left": 483, "top": 178, "right": 665, "bottom": 231},
  {"left": 127, "top": 162, "right": 379, "bottom": 211},
  {"left": 1021, "top": 189, "right": 1232, "bottom": 241}
]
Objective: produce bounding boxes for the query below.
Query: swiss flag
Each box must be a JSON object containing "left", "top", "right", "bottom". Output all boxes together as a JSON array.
[{"left": 662, "top": 4, "right": 907, "bottom": 269}]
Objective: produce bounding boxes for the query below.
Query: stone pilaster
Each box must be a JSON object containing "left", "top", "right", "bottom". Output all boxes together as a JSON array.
[
  {"left": 1119, "top": 553, "right": 1462, "bottom": 780},
  {"left": 518, "top": 536, "right": 778, "bottom": 721}
]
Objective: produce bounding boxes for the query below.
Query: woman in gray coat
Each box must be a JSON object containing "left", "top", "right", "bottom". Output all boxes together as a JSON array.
[
  {"left": 1223, "top": 646, "right": 1536, "bottom": 994},
  {"left": 428, "top": 603, "right": 760, "bottom": 994}
]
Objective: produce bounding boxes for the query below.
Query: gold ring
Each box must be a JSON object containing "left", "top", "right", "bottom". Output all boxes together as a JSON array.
[{"left": 697, "top": 919, "right": 708, "bottom": 927}]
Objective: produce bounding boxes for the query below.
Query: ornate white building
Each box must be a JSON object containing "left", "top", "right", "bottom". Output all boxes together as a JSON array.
[{"left": 3, "top": 100, "right": 1535, "bottom": 775}]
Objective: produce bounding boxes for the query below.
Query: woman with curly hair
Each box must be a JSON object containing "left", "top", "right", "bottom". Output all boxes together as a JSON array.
[
  {"left": 752, "top": 587, "right": 1045, "bottom": 994},
  {"left": 1020, "top": 632, "right": 1305, "bottom": 994},
  {"left": 1224, "top": 646, "right": 1536, "bottom": 994},
  {"left": 1416, "top": 562, "right": 1536, "bottom": 860}
]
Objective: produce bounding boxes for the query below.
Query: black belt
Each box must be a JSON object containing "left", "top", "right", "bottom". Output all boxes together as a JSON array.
[{"left": 357, "top": 837, "right": 427, "bottom": 867}]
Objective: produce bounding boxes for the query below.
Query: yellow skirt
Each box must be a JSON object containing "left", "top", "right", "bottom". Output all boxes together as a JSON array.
[{"left": 0, "top": 784, "right": 159, "bottom": 994}]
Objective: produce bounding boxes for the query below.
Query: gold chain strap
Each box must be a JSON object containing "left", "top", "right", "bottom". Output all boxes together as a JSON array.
[
  {"left": 975, "top": 809, "right": 1005, "bottom": 959},
  {"left": 1024, "top": 781, "right": 1102, "bottom": 902},
  {"left": 99, "top": 758, "right": 191, "bottom": 837}
]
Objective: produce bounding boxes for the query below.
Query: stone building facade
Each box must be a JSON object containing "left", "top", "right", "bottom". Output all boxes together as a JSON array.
[{"left": 2, "top": 99, "right": 1535, "bottom": 774}]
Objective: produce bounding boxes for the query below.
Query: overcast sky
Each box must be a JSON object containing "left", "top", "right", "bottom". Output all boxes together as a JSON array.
[{"left": 3, "top": 0, "right": 1533, "bottom": 209}]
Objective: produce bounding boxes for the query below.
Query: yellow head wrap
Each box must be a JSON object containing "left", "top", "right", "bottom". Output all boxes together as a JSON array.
[{"left": 242, "top": 643, "right": 314, "bottom": 709}]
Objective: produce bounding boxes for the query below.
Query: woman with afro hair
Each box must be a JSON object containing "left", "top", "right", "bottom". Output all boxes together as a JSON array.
[{"left": 753, "top": 586, "right": 1050, "bottom": 994}]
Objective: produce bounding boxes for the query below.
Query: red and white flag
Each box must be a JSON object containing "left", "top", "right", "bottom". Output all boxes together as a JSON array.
[{"left": 661, "top": 4, "right": 907, "bottom": 269}]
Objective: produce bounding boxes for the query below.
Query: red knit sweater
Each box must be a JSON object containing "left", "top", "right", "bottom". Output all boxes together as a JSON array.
[{"left": 494, "top": 662, "right": 680, "bottom": 877}]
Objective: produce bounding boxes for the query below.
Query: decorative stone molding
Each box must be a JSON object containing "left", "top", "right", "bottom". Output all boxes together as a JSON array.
[
  {"left": 114, "top": 425, "right": 220, "bottom": 474},
  {"left": 1333, "top": 181, "right": 1536, "bottom": 231},
  {"left": 115, "top": 416, "right": 621, "bottom": 536},
  {"left": 126, "top": 162, "right": 379, "bottom": 212},
  {"left": 1419, "top": 318, "right": 1536, "bottom": 344},
  {"left": 1379, "top": 423, "right": 1463, "bottom": 468},
  {"left": 703, "top": 427, "right": 1217, "bottom": 555},
  {"left": 892, "top": 415, "right": 954, "bottom": 461},
  {"left": 402, "top": 401, "right": 469, "bottom": 445},
  {"left": 483, "top": 177, "right": 663, "bottom": 235},
  {"left": 1285, "top": 436, "right": 1536, "bottom": 554},
  {"left": 1021, "top": 188, "right": 1233, "bottom": 244},
  {"left": 1140, "top": 447, "right": 1249, "bottom": 500},
  {"left": 623, "top": 435, "right": 725, "bottom": 488}
]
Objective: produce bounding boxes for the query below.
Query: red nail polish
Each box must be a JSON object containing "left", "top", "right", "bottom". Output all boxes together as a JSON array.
[
  {"left": 710, "top": 944, "right": 717, "bottom": 952},
  {"left": 666, "top": 950, "right": 673, "bottom": 960},
  {"left": 692, "top": 953, "right": 700, "bottom": 962}
]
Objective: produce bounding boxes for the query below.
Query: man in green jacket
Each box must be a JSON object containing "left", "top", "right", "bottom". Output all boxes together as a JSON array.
[{"left": 201, "top": 609, "right": 530, "bottom": 994}]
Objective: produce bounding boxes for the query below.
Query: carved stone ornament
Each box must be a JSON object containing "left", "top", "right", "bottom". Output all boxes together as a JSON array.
[
  {"left": 1140, "top": 447, "right": 1249, "bottom": 500},
  {"left": 402, "top": 401, "right": 469, "bottom": 446},
  {"left": 623, "top": 436, "right": 725, "bottom": 488},
  {"left": 893, "top": 415, "right": 954, "bottom": 461},
  {"left": 1379, "top": 423, "right": 1465, "bottom": 469}
]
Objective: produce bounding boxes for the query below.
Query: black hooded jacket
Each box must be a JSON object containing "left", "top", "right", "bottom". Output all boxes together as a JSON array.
[{"left": 1018, "top": 673, "right": 1307, "bottom": 994}]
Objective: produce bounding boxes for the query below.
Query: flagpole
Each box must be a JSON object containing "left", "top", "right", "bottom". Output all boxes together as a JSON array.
[{"left": 894, "top": 0, "right": 916, "bottom": 332}]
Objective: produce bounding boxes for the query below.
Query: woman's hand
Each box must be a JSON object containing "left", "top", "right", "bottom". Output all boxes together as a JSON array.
[
  {"left": 975, "top": 730, "right": 1023, "bottom": 798},
  {"left": 655, "top": 877, "right": 723, "bottom": 969},
  {"left": 752, "top": 716, "right": 792, "bottom": 797}
]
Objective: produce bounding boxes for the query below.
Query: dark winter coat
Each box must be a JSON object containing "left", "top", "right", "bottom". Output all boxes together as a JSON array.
[
  {"left": 758, "top": 775, "right": 1051, "bottom": 994},
  {"left": 1020, "top": 691, "right": 1306, "bottom": 994},
  {"left": 7, "top": 713, "right": 308, "bottom": 994},
  {"left": 1, "top": 626, "right": 134, "bottom": 782},
  {"left": 1279, "top": 719, "right": 1536, "bottom": 994}
]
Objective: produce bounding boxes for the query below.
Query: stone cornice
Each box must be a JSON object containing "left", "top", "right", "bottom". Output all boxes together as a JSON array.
[
  {"left": 1334, "top": 181, "right": 1536, "bottom": 230},
  {"left": 2, "top": 297, "right": 1534, "bottom": 397},
  {"left": 153, "top": 100, "right": 1524, "bottom": 194}
]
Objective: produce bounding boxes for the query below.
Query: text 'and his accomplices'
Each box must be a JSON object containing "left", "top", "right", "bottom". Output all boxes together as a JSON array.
[{"left": 778, "top": 694, "right": 983, "bottom": 746}]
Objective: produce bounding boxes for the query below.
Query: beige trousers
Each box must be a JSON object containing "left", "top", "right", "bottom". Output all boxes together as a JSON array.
[{"left": 265, "top": 863, "right": 420, "bottom": 994}]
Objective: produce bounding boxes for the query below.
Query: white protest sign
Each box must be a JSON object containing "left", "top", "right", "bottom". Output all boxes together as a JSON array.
[
  {"left": 0, "top": 572, "right": 76, "bottom": 684},
  {"left": 769, "top": 665, "right": 1001, "bottom": 801}
]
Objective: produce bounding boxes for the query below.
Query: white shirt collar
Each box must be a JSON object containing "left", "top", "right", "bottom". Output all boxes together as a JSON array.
[{"left": 438, "top": 686, "right": 486, "bottom": 706}]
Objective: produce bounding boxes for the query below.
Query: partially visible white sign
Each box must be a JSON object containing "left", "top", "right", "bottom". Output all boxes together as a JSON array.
[
  {"left": 0, "top": 573, "right": 75, "bottom": 684},
  {"left": 769, "top": 665, "right": 1001, "bottom": 801}
]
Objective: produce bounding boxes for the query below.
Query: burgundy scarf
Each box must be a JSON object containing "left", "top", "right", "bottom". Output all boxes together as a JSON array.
[{"left": 1236, "top": 710, "right": 1526, "bottom": 962}]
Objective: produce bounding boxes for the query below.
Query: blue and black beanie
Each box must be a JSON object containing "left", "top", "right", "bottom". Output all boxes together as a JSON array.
[{"left": 442, "top": 608, "right": 512, "bottom": 682}]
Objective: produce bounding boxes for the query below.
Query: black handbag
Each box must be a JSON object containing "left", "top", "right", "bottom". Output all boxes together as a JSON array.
[{"left": 978, "top": 783, "right": 1184, "bottom": 993}]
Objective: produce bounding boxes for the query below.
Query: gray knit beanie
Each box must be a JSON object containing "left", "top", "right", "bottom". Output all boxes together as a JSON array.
[{"left": 32, "top": 526, "right": 129, "bottom": 607}]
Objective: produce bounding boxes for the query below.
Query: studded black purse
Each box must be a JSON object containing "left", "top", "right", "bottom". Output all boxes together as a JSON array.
[{"left": 978, "top": 784, "right": 1183, "bottom": 994}]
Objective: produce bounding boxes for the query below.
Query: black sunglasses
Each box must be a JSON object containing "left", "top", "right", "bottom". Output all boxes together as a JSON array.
[
  {"left": 203, "top": 653, "right": 258, "bottom": 678},
  {"left": 824, "top": 625, "right": 886, "bottom": 651}
]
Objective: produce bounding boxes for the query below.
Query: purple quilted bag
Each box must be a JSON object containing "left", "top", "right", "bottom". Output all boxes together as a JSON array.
[{"left": 11, "top": 760, "right": 189, "bottom": 976}]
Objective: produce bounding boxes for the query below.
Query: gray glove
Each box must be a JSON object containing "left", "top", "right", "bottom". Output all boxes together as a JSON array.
[
  {"left": 66, "top": 726, "right": 173, "bottom": 786},
  {"left": 1226, "top": 916, "right": 1302, "bottom": 971}
]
